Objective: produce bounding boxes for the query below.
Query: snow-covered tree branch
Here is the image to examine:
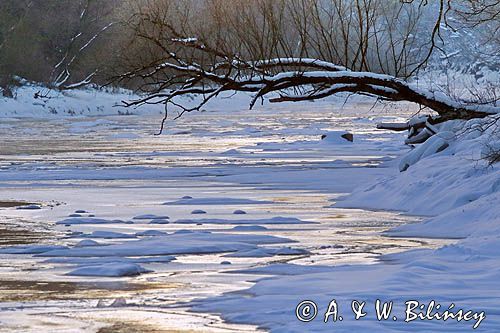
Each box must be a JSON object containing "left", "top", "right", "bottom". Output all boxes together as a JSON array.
[{"left": 115, "top": 0, "right": 500, "bottom": 134}]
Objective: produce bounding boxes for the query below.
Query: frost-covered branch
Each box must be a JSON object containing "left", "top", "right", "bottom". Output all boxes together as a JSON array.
[{"left": 115, "top": 37, "right": 498, "bottom": 131}]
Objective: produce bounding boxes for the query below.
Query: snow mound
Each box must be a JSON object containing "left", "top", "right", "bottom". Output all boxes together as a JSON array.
[
  {"left": 231, "top": 225, "right": 268, "bottom": 231},
  {"left": 149, "top": 219, "right": 170, "bottom": 224},
  {"left": 133, "top": 214, "right": 170, "bottom": 220},
  {"left": 0, "top": 245, "right": 68, "bottom": 254},
  {"left": 67, "top": 263, "right": 151, "bottom": 277},
  {"left": 45, "top": 255, "right": 175, "bottom": 265},
  {"left": 74, "top": 240, "right": 102, "bottom": 248},
  {"left": 57, "top": 218, "right": 132, "bottom": 225},
  {"left": 78, "top": 231, "right": 136, "bottom": 239},
  {"left": 36, "top": 232, "right": 294, "bottom": 258},
  {"left": 135, "top": 230, "right": 168, "bottom": 237},
  {"left": 16, "top": 204, "right": 42, "bottom": 210}
]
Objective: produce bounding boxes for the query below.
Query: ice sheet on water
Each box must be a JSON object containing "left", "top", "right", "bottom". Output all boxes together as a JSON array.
[
  {"left": 224, "top": 247, "right": 308, "bottom": 258},
  {"left": 231, "top": 225, "right": 268, "bottom": 231},
  {"left": 135, "top": 230, "right": 168, "bottom": 237},
  {"left": 163, "top": 197, "right": 273, "bottom": 205},
  {"left": 36, "top": 231, "right": 294, "bottom": 258},
  {"left": 175, "top": 216, "right": 314, "bottom": 225},
  {"left": 44, "top": 255, "right": 175, "bottom": 265},
  {"left": 227, "top": 263, "right": 333, "bottom": 275}
]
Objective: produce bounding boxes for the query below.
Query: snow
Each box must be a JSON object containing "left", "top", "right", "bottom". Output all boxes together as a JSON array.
[
  {"left": 337, "top": 117, "right": 499, "bottom": 216},
  {"left": 251, "top": 58, "right": 348, "bottom": 72},
  {"left": 224, "top": 247, "right": 309, "bottom": 258},
  {"left": 74, "top": 239, "right": 102, "bottom": 247},
  {"left": 78, "top": 231, "right": 136, "bottom": 239},
  {"left": 0, "top": 81, "right": 164, "bottom": 118},
  {"left": 192, "top": 115, "right": 500, "bottom": 332},
  {"left": 164, "top": 197, "right": 273, "bottom": 205},
  {"left": 319, "top": 131, "right": 354, "bottom": 144},
  {"left": 56, "top": 217, "right": 132, "bottom": 225},
  {"left": 135, "top": 230, "right": 168, "bottom": 237},
  {"left": 67, "top": 263, "right": 151, "bottom": 277},
  {"left": 1, "top": 83, "right": 498, "bottom": 331},
  {"left": 133, "top": 214, "right": 170, "bottom": 220},
  {"left": 149, "top": 219, "right": 170, "bottom": 224},
  {"left": 398, "top": 132, "right": 450, "bottom": 171},
  {"left": 44, "top": 255, "right": 176, "bottom": 265},
  {"left": 16, "top": 204, "right": 42, "bottom": 210},
  {"left": 0, "top": 245, "right": 69, "bottom": 254},
  {"left": 231, "top": 226, "right": 268, "bottom": 231},
  {"left": 174, "top": 216, "right": 314, "bottom": 225},
  {"left": 36, "top": 232, "right": 294, "bottom": 257}
]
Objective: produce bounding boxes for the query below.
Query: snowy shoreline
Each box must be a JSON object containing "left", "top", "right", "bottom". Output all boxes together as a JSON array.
[{"left": 192, "top": 115, "right": 500, "bottom": 332}]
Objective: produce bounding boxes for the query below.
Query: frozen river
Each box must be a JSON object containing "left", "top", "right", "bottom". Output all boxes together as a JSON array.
[{"left": 0, "top": 101, "right": 450, "bottom": 332}]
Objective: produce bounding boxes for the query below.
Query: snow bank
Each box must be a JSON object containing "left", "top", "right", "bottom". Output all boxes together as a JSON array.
[
  {"left": 337, "top": 117, "right": 500, "bottom": 216},
  {"left": 0, "top": 81, "right": 163, "bottom": 118},
  {"left": 192, "top": 116, "right": 500, "bottom": 332}
]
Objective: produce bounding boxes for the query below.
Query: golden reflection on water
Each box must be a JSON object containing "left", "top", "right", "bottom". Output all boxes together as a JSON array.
[{"left": 0, "top": 279, "right": 180, "bottom": 302}]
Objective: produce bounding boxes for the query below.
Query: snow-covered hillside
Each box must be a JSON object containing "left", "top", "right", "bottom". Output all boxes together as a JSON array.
[{"left": 0, "top": 81, "right": 163, "bottom": 118}]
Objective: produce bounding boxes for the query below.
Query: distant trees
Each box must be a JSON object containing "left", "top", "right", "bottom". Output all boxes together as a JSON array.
[{"left": 0, "top": 0, "right": 125, "bottom": 95}]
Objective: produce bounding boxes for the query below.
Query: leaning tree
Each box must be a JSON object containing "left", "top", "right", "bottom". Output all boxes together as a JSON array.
[{"left": 114, "top": 0, "right": 500, "bottom": 142}]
